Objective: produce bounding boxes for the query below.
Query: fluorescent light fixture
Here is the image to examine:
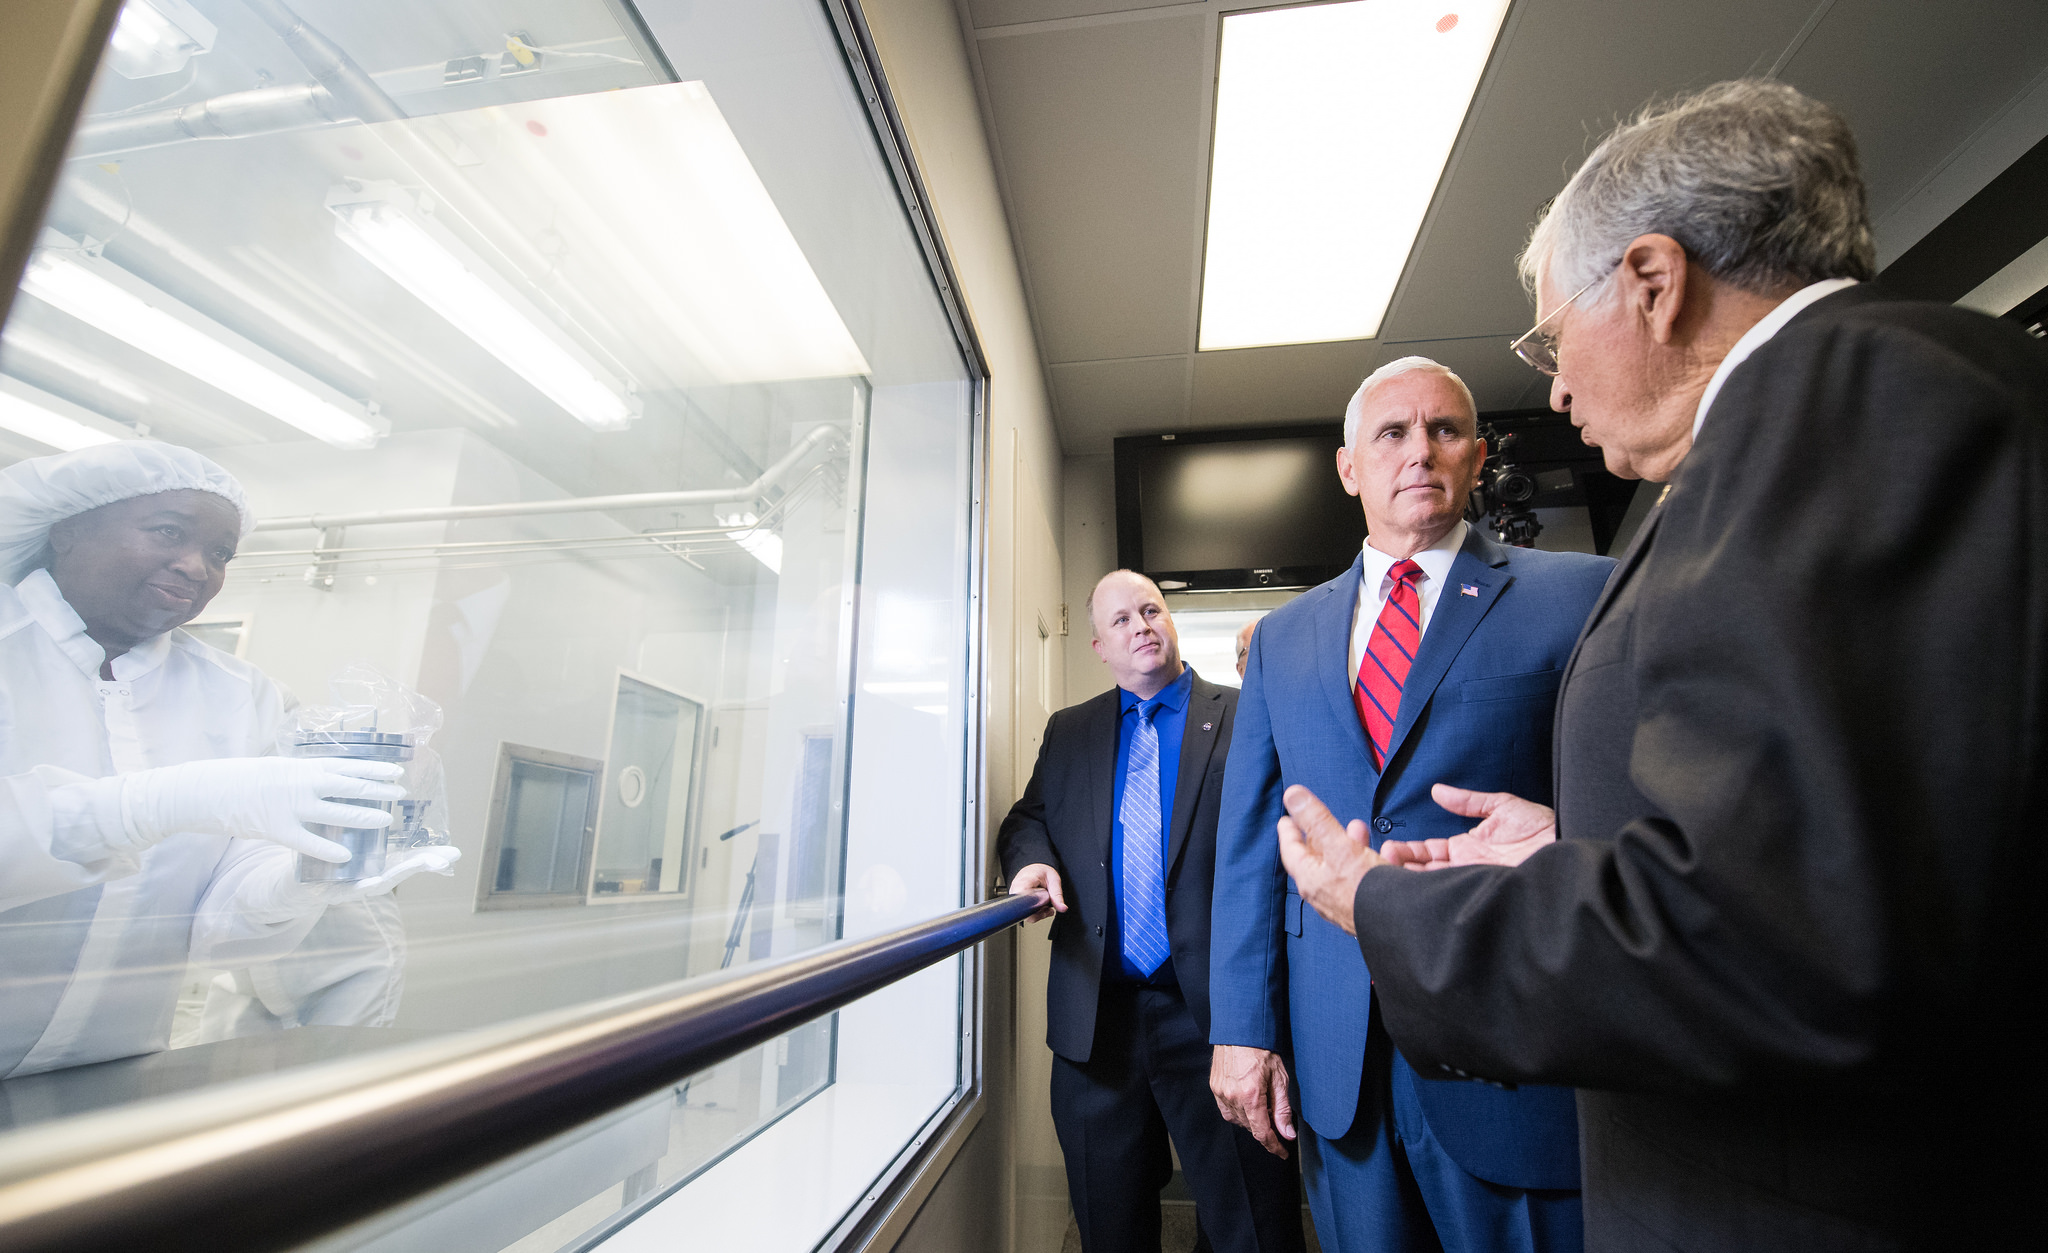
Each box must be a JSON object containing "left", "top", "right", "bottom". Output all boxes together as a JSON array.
[
  {"left": 329, "top": 182, "right": 641, "bottom": 432},
  {"left": 718, "top": 510, "right": 782, "bottom": 574},
  {"left": 372, "top": 83, "right": 870, "bottom": 386},
  {"left": 1198, "top": 0, "right": 1510, "bottom": 351},
  {"left": 18, "top": 240, "right": 387, "bottom": 449},
  {"left": 106, "top": 0, "right": 216, "bottom": 80},
  {"left": 0, "top": 376, "right": 127, "bottom": 451}
]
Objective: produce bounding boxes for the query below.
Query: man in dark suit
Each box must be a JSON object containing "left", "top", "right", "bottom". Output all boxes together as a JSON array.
[
  {"left": 1002, "top": 569, "right": 1304, "bottom": 1253},
  {"left": 1275, "top": 80, "right": 2048, "bottom": 1252},
  {"left": 1209, "top": 357, "right": 1611, "bottom": 1253}
]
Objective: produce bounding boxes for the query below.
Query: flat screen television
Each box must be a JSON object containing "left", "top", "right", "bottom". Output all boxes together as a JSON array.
[
  {"left": 1114, "top": 413, "right": 1637, "bottom": 592},
  {"left": 1114, "top": 424, "right": 1360, "bottom": 592}
]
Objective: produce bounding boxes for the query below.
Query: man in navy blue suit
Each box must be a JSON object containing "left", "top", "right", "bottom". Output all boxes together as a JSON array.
[{"left": 1209, "top": 357, "right": 1612, "bottom": 1253}]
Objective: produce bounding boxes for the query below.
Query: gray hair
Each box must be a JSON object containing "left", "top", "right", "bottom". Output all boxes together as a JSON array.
[
  {"left": 1085, "top": 568, "right": 1164, "bottom": 641},
  {"left": 1342, "top": 356, "right": 1477, "bottom": 449},
  {"left": 1519, "top": 80, "right": 1875, "bottom": 307}
]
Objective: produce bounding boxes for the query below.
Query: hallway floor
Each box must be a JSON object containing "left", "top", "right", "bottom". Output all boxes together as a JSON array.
[{"left": 1059, "top": 1202, "right": 1324, "bottom": 1252}]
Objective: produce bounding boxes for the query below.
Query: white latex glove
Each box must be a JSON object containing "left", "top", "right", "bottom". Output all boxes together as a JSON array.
[
  {"left": 241, "top": 845, "right": 463, "bottom": 924},
  {"left": 117, "top": 757, "right": 406, "bottom": 862}
]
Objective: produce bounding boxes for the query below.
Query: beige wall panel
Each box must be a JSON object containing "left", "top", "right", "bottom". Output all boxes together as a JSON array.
[
  {"left": 1059, "top": 453, "right": 1118, "bottom": 707},
  {"left": 0, "top": 0, "right": 118, "bottom": 326}
]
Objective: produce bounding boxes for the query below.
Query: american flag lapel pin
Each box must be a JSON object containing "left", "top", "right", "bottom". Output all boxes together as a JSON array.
[
  {"left": 1460, "top": 583, "right": 1479, "bottom": 597},
  {"left": 1201, "top": 722, "right": 1213, "bottom": 732}
]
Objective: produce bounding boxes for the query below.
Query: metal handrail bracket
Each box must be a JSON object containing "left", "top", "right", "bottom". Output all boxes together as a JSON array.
[{"left": 0, "top": 891, "right": 1047, "bottom": 1253}]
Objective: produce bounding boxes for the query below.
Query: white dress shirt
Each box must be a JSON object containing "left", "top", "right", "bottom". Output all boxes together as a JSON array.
[
  {"left": 1693, "top": 278, "right": 1860, "bottom": 438},
  {"left": 1348, "top": 519, "right": 1468, "bottom": 684}
]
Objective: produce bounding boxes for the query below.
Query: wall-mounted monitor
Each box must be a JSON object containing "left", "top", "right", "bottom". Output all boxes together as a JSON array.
[
  {"left": 1115, "top": 424, "right": 1361, "bottom": 592},
  {"left": 1115, "top": 413, "right": 1640, "bottom": 592}
]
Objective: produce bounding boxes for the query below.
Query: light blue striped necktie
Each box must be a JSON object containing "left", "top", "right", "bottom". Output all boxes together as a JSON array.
[{"left": 1120, "top": 701, "right": 1171, "bottom": 976}]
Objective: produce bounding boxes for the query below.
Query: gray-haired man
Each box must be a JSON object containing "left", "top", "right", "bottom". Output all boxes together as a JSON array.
[{"left": 1276, "top": 79, "right": 2048, "bottom": 1252}]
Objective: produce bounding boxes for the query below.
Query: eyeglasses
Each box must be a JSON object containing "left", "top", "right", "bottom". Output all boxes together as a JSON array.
[{"left": 1508, "top": 277, "right": 1600, "bottom": 376}]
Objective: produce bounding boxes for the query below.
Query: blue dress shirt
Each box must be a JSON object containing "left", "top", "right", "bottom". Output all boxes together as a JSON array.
[{"left": 1108, "top": 663, "right": 1192, "bottom": 984}]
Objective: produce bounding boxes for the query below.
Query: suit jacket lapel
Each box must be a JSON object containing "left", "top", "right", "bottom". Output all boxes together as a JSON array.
[
  {"left": 1579, "top": 487, "right": 1667, "bottom": 641},
  {"left": 1086, "top": 689, "right": 1120, "bottom": 863},
  {"left": 1167, "top": 679, "right": 1224, "bottom": 875},
  {"left": 1379, "top": 531, "right": 1509, "bottom": 775},
  {"left": 1315, "top": 555, "right": 1378, "bottom": 774},
  {"left": 1553, "top": 489, "right": 1669, "bottom": 801}
]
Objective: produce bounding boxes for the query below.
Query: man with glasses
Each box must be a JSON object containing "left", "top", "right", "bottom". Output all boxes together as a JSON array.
[{"left": 1276, "top": 80, "right": 2048, "bottom": 1251}]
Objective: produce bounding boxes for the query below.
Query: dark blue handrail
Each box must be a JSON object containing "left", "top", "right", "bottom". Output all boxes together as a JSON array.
[{"left": 0, "top": 891, "right": 1046, "bottom": 1253}]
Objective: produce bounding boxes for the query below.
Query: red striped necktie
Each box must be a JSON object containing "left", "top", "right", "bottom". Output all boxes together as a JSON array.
[{"left": 1355, "top": 559, "right": 1423, "bottom": 769}]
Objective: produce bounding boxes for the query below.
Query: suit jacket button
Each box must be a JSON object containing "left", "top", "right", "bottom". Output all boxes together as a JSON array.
[
  {"left": 1374, "top": 817, "right": 1393, "bottom": 834},
  {"left": 1094, "top": 926, "right": 1103, "bottom": 936}
]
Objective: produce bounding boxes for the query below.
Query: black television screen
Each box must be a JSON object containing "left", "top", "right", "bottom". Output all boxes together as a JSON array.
[
  {"left": 1113, "top": 413, "right": 1637, "bottom": 592},
  {"left": 1115, "top": 425, "right": 1364, "bottom": 591}
]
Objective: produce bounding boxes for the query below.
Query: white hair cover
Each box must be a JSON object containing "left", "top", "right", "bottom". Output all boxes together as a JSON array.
[{"left": 0, "top": 442, "right": 254, "bottom": 586}]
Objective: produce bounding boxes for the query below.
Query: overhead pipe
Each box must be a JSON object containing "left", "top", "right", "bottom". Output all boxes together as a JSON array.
[
  {"left": 71, "top": 84, "right": 353, "bottom": 161},
  {"left": 252, "top": 423, "right": 845, "bottom": 533},
  {"left": 235, "top": 0, "right": 406, "bottom": 124},
  {"left": 70, "top": 0, "right": 403, "bottom": 161}
]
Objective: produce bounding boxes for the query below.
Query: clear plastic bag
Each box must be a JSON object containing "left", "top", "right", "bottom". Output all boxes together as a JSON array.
[{"left": 284, "top": 665, "right": 451, "bottom": 881}]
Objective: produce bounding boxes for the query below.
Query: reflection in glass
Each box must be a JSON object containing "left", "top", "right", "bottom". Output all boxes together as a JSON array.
[{"left": 0, "top": 0, "right": 977, "bottom": 1247}]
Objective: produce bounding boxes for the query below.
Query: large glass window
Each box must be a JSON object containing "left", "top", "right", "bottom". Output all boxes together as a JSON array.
[{"left": 0, "top": 1, "right": 979, "bottom": 1249}]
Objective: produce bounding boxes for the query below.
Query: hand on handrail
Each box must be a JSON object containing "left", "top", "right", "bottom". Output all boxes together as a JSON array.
[{"left": 1007, "top": 863, "right": 1064, "bottom": 922}]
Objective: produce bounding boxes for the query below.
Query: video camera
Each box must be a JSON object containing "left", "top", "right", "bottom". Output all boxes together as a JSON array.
[{"left": 1467, "top": 422, "right": 1544, "bottom": 547}]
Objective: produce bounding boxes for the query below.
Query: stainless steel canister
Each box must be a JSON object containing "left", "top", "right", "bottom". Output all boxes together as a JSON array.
[{"left": 292, "top": 730, "right": 416, "bottom": 883}]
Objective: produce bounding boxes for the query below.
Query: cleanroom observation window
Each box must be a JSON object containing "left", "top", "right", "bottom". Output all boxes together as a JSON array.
[{"left": 0, "top": 2, "right": 981, "bottom": 1251}]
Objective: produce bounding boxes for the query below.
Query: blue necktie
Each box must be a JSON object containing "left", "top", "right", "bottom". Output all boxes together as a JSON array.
[{"left": 1120, "top": 702, "right": 1171, "bottom": 976}]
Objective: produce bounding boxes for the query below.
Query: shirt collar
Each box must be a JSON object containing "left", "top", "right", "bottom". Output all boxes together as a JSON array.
[
  {"left": 1121, "top": 662, "right": 1193, "bottom": 714},
  {"left": 1694, "top": 278, "right": 1859, "bottom": 438},
  {"left": 13, "top": 567, "right": 174, "bottom": 681},
  {"left": 1359, "top": 519, "right": 1468, "bottom": 595}
]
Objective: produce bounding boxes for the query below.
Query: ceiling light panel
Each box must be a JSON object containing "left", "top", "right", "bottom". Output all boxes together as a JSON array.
[
  {"left": 20, "top": 239, "right": 388, "bottom": 450},
  {"left": 106, "top": 0, "right": 216, "bottom": 80},
  {"left": 0, "top": 375, "right": 128, "bottom": 451},
  {"left": 361, "top": 82, "right": 871, "bottom": 388},
  {"left": 329, "top": 181, "right": 642, "bottom": 432},
  {"left": 1199, "top": 0, "right": 1510, "bottom": 352}
]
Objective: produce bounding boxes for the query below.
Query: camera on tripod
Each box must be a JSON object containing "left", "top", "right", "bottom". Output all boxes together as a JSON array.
[{"left": 1469, "top": 422, "right": 1544, "bottom": 547}]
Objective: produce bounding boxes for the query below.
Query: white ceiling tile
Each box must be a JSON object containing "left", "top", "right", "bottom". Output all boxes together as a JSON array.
[
  {"left": 1049, "top": 354, "right": 1189, "bottom": 451},
  {"left": 975, "top": 16, "right": 1209, "bottom": 364},
  {"left": 1187, "top": 339, "right": 1379, "bottom": 427},
  {"left": 1375, "top": 334, "right": 1551, "bottom": 413}
]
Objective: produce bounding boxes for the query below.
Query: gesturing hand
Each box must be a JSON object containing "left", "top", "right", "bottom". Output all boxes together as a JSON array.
[
  {"left": 1211, "top": 1045, "right": 1296, "bottom": 1158},
  {"left": 1008, "top": 862, "right": 1066, "bottom": 923},
  {"left": 1379, "top": 785, "right": 1558, "bottom": 871},
  {"left": 1274, "top": 785, "right": 1383, "bottom": 936}
]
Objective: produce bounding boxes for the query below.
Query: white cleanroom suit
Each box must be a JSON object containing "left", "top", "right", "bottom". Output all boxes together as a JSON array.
[{"left": 0, "top": 442, "right": 453, "bottom": 1076}]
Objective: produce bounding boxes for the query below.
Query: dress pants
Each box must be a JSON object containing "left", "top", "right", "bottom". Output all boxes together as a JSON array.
[
  {"left": 1051, "top": 979, "right": 1304, "bottom": 1253},
  {"left": 1300, "top": 1007, "right": 1582, "bottom": 1253}
]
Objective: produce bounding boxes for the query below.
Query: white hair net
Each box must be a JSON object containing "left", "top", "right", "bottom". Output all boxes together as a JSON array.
[{"left": 0, "top": 442, "right": 254, "bottom": 586}]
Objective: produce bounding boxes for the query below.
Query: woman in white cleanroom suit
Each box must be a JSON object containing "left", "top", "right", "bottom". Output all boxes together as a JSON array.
[{"left": 0, "top": 442, "right": 453, "bottom": 1076}]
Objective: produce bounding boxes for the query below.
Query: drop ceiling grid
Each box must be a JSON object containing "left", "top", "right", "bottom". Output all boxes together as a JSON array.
[{"left": 958, "top": 0, "right": 2048, "bottom": 453}]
